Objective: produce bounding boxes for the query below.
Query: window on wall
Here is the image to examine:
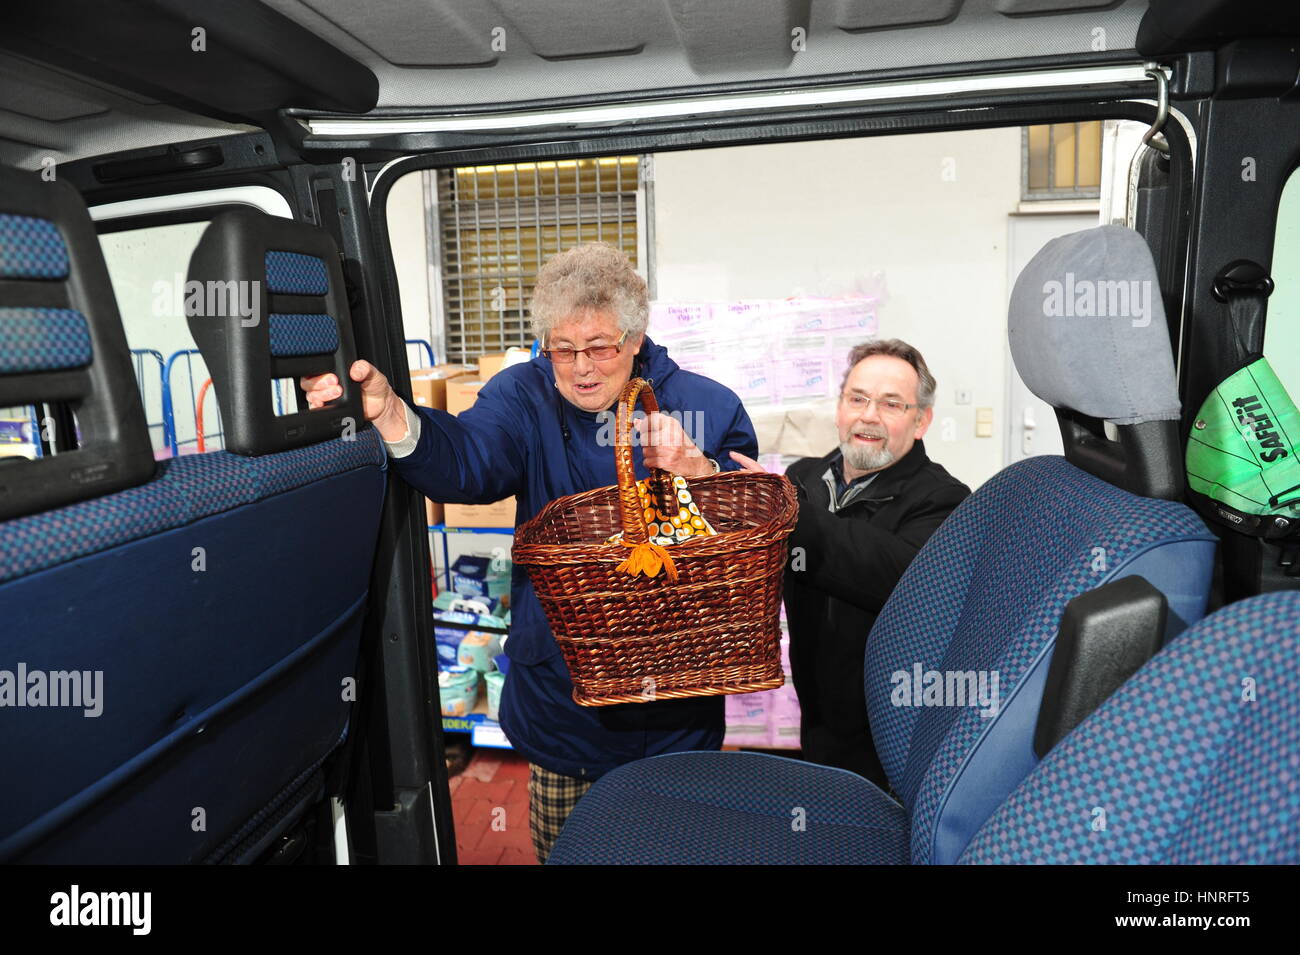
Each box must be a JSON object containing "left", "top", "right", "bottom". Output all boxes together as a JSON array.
[
  {"left": 1022, "top": 122, "right": 1103, "bottom": 200},
  {"left": 436, "top": 156, "right": 644, "bottom": 363}
]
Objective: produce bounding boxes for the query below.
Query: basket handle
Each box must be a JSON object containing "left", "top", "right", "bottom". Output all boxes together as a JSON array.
[
  {"left": 614, "top": 377, "right": 663, "bottom": 545},
  {"left": 613, "top": 377, "right": 682, "bottom": 582}
]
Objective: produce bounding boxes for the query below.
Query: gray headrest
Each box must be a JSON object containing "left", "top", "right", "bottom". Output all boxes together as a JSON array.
[{"left": 1009, "top": 225, "right": 1180, "bottom": 425}]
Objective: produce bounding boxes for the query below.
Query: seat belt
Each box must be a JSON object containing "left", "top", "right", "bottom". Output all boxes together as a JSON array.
[{"left": 1186, "top": 261, "right": 1300, "bottom": 596}]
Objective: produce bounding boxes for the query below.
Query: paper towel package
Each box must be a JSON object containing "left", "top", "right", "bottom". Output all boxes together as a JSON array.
[
  {"left": 649, "top": 302, "right": 712, "bottom": 339},
  {"left": 724, "top": 691, "right": 773, "bottom": 748},
  {"left": 778, "top": 355, "right": 833, "bottom": 400}
]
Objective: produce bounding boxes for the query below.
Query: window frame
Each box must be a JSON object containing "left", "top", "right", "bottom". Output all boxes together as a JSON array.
[
  {"left": 367, "top": 98, "right": 1192, "bottom": 386},
  {"left": 1020, "top": 121, "right": 1104, "bottom": 202}
]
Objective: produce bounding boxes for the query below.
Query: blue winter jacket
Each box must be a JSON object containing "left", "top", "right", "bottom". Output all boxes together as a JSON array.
[{"left": 391, "top": 338, "right": 759, "bottom": 779}]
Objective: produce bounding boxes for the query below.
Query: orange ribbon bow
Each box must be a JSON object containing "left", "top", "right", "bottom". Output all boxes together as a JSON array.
[{"left": 617, "top": 539, "right": 679, "bottom": 583}]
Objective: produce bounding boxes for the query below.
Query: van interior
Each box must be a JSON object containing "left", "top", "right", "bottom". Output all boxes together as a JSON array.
[{"left": 0, "top": 0, "right": 1297, "bottom": 873}]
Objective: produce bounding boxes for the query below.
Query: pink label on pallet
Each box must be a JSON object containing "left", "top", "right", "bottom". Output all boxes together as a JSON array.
[
  {"left": 730, "top": 358, "right": 774, "bottom": 402},
  {"left": 788, "top": 299, "right": 878, "bottom": 334},
  {"left": 649, "top": 303, "right": 712, "bottom": 338},
  {"left": 777, "top": 355, "right": 833, "bottom": 400}
]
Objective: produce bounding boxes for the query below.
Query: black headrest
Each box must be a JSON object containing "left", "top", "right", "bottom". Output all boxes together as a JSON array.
[
  {"left": 0, "top": 165, "right": 154, "bottom": 521},
  {"left": 186, "top": 209, "right": 366, "bottom": 456}
]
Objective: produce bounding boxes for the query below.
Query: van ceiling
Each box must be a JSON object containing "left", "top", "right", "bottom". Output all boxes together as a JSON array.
[
  {"left": 0, "top": 52, "right": 254, "bottom": 170},
  {"left": 1, "top": 0, "right": 1150, "bottom": 170},
  {"left": 267, "top": 0, "right": 1147, "bottom": 108}
]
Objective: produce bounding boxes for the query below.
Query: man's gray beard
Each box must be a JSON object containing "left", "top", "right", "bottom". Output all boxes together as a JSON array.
[{"left": 841, "top": 438, "right": 895, "bottom": 473}]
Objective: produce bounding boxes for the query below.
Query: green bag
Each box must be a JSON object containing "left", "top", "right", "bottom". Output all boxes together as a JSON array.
[{"left": 1187, "top": 355, "right": 1300, "bottom": 538}]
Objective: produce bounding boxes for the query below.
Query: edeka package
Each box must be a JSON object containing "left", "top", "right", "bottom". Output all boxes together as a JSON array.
[
  {"left": 433, "top": 598, "right": 508, "bottom": 669},
  {"left": 438, "top": 665, "right": 480, "bottom": 718}
]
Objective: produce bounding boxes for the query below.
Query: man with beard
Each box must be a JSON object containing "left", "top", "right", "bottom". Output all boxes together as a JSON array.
[{"left": 733, "top": 339, "right": 970, "bottom": 786}]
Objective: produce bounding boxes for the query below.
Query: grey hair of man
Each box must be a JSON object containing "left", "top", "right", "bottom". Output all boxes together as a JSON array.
[
  {"left": 530, "top": 242, "right": 649, "bottom": 342},
  {"left": 839, "top": 338, "right": 937, "bottom": 410}
]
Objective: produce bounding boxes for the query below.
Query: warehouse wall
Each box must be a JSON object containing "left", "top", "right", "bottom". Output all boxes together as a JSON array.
[
  {"left": 651, "top": 127, "right": 1025, "bottom": 491},
  {"left": 387, "top": 168, "right": 439, "bottom": 358}
]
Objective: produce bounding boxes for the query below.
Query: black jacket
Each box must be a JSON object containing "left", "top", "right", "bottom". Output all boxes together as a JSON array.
[{"left": 783, "top": 439, "right": 971, "bottom": 785}]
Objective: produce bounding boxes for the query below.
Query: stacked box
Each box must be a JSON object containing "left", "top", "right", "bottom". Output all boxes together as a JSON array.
[
  {"left": 438, "top": 665, "right": 480, "bottom": 718},
  {"left": 723, "top": 689, "right": 773, "bottom": 748},
  {"left": 450, "top": 555, "right": 510, "bottom": 600},
  {"left": 409, "top": 364, "right": 475, "bottom": 525},
  {"left": 769, "top": 635, "right": 801, "bottom": 748},
  {"left": 722, "top": 624, "right": 801, "bottom": 749},
  {"left": 433, "top": 601, "right": 508, "bottom": 669},
  {"left": 443, "top": 374, "right": 517, "bottom": 528},
  {"left": 648, "top": 302, "right": 712, "bottom": 341}
]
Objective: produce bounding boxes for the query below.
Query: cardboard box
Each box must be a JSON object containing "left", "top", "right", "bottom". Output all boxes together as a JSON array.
[
  {"left": 442, "top": 372, "right": 516, "bottom": 528},
  {"left": 409, "top": 364, "right": 474, "bottom": 526},
  {"left": 443, "top": 499, "right": 516, "bottom": 530},
  {"left": 409, "top": 364, "right": 474, "bottom": 412},
  {"left": 446, "top": 375, "right": 488, "bottom": 417},
  {"left": 476, "top": 353, "right": 509, "bottom": 382},
  {"left": 477, "top": 347, "right": 535, "bottom": 381}
]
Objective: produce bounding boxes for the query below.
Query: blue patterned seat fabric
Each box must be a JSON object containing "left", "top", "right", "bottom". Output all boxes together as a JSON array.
[
  {"left": 268, "top": 312, "right": 341, "bottom": 357},
  {"left": 0, "top": 214, "right": 92, "bottom": 374},
  {"left": 959, "top": 589, "right": 1300, "bottom": 865},
  {"left": 263, "top": 250, "right": 338, "bottom": 356},
  {"left": 0, "top": 430, "right": 383, "bottom": 584},
  {"left": 548, "top": 452, "right": 1214, "bottom": 865},
  {"left": 0, "top": 212, "right": 69, "bottom": 279},
  {"left": 0, "top": 306, "right": 92, "bottom": 373},
  {"left": 1, "top": 171, "right": 387, "bottom": 862},
  {"left": 264, "top": 249, "right": 329, "bottom": 295},
  {"left": 868, "top": 453, "right": 1213, "bottom": 864},
  {"left": 547, "top": 751, "right": 908, "bottom": 865}
]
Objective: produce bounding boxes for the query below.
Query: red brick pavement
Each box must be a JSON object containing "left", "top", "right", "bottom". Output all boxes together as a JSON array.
[{"left": 452, "top": 749, "right": 539, "bottom": 865}]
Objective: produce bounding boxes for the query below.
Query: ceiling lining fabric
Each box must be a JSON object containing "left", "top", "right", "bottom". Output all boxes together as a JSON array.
[
  {"left": 0, "top": 53, "right": 251, "bottom": 169},
  {"left": 265, "top": 0, "right": 1146, "bottom": 109},
  {"left": 0, "top": 0, "right": 1147, "bottom": 169}
]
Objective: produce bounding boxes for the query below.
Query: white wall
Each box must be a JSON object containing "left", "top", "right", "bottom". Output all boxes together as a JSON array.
[
  {"left": 652, "top": 128, "right": 1024, "bottom": 490},
  {"left": 386, "top": 169, "right": 439, "bottom": 365}
]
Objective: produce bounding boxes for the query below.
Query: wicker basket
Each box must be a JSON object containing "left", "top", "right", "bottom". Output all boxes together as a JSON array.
[{"left": 513, "top": 377, "right": 798, "bottom": 706}]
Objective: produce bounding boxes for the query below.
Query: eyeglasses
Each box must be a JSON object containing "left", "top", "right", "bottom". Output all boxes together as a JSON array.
[
  {"left": 840, "top": 391, "right": 915, "bottom": 418},
  {"left": 543, "top": 330, "right": 630, "bottom": 364}
]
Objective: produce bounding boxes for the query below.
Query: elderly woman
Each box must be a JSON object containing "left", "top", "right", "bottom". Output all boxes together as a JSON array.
[{"left": 303, "top": 243, "right": 757, "bottom": 862}]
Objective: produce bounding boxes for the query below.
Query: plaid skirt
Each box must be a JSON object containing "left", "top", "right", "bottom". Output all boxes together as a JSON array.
[{"left": 527, "top": 762, "right": 593, "bottom": 863}]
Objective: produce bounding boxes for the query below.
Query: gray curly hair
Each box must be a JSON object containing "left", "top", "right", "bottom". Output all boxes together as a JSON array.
[{"left": 529, "top": 243, "right": 649, "bottom": 341}]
